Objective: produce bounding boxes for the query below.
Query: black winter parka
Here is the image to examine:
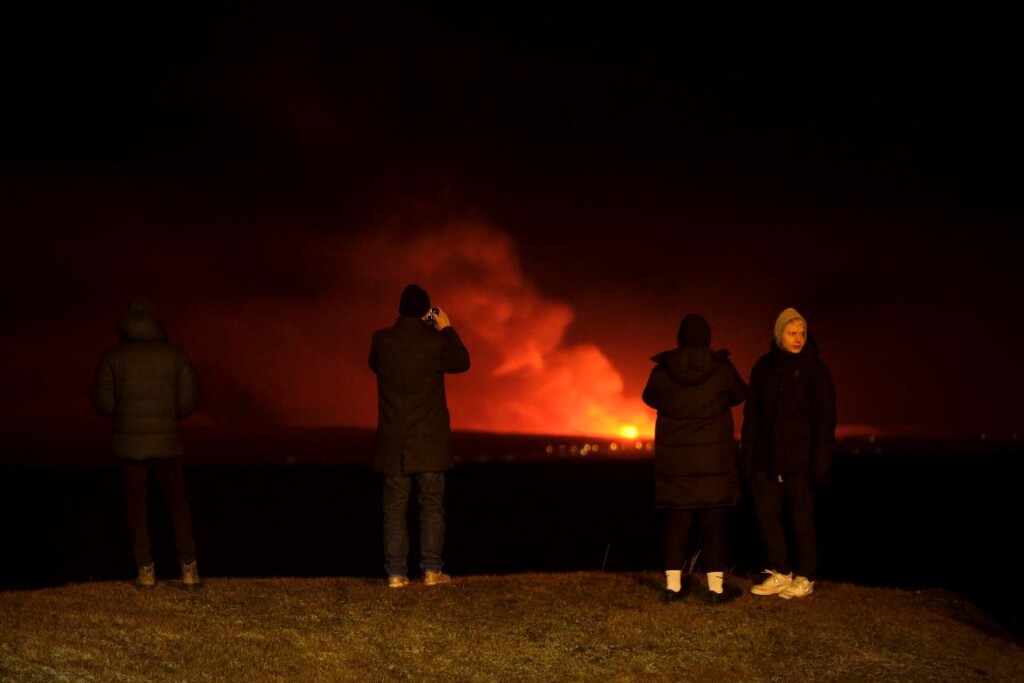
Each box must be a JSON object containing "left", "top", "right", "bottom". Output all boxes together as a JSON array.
[
  {"left": 643, "top": 347, "right": 748, "bottom": 509},
  {"left": 369, "top": 315, "right": 470, "bottom": 476},
  {"left": 740, "top": 334, "right": 836, "bottom": 483}
]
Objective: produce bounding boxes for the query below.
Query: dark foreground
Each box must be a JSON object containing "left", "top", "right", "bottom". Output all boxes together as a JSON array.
[{"left": 1, "top": 429, "right": 1022, "bottom": 642}]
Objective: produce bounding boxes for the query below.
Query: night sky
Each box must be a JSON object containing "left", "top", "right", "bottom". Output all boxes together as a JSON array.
[{"left": 3, "top": 7, "right": 1022, "bottom": 441}]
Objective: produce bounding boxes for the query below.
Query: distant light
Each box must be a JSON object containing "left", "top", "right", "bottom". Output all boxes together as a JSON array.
[
  {"left": 619, "top": 425, "right": 639, "bottom": 440},
  {"left": 545, "top": 445, "right": 554, "bottom": 454},
  {"left": 609, "top": 443, "right": 619, "bottom": 451},
  {"left": 634, "top": 441, "right": 643, "bottom": 450}
]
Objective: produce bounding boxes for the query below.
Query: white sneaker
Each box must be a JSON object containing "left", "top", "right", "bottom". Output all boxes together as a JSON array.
[
  {"left": 750, "top": 570, "right": 793, "bottom": 596},
  {"left": 779, "top": 576, "right": 814, "bottom": 599}
]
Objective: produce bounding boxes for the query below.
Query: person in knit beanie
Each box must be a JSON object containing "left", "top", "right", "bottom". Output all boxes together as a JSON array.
[
  {"left": 773, "top": 308, "right": 806, "bottom": 350},
  {"left": 398, "top": 284, "right": 431, "bottom": 318},
  {"left": 643, "top": 312, "right": 748, "bottom": 605},
  {"left": 741, "top": 307, "right": 836, "bottom": 600}
]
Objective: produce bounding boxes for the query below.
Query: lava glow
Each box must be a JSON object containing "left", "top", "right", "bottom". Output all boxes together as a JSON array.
[
  {"left": 341, "top": 222, "right": 658, "bottom": 440},
  {"left": 619, "top": 425, "right": 639, "bottom": 439},
  {"left": 71, "top": 221, "right": 662, "bottom": 441}
]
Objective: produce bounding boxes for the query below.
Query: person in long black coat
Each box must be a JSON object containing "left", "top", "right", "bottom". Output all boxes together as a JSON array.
[
  {"left": 369, "top": 284, "right": 470, "bottom": 588},
  {"left": 642, "top": 314, "right": 748, "bottom": 604},
  {"left": 92, "top": 296, "right": 201, "bottom": 589},
  {"left": 741, "top": 307, "right": 836, "bottom": 600}
]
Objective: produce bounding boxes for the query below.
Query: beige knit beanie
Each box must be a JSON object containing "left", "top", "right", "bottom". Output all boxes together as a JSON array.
[{"left": 773, "top": 307, "right": 807, "bottom": 347}]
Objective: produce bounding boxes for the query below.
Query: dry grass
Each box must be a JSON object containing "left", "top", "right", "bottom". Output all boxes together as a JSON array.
[{"left": 1, "top": 572, "right": 1021, "bottom": 682}]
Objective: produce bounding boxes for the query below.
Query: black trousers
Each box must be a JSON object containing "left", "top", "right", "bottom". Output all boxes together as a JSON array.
[
  {"left": 662, "top": 506, "right": 727, "bottom": 573},
  {"left": 750, "top": 470, "right": 817, "bottom": 578},
  {"left": 121, "top": 458, "right": 197, "bottom": 567}
]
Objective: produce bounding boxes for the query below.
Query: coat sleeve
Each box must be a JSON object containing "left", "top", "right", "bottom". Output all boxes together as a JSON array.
[
  {"left": 92, "top": 352, "right": 115, "bottom": 419},
  {"left": 368, "top": 333, "right": 380, "bottom": 375},
  {"left": 739, "top": 362, "right": 761, "bottom": 478},
  {"left": 723, "top": 361, "right": 749, "bottom": 408},
  {"left": 440, "top": 327, "right": 471, "bottom": 374},
  {"left": 810, "top": 360, "right": 837, "bottom": 484},
  {"left": 177, "top": 353, "right": 199, "bottom": 419},
  {"left": 641, "top": 367, "right": 660, "bottom": 410}
]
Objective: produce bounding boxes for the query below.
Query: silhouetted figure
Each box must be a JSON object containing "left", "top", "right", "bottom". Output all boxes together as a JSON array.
[
  {"left": 643, "top": 314, "right": 748, "bottom": 604},
  {"left": 369, "top": 284, "right": 470, "bottom": 588},
  {"left": 742, "top": 307, "right": 836, "bottom": 599},
  {"left": 92, "top": 297, "right": 202, "bottom": 589}
]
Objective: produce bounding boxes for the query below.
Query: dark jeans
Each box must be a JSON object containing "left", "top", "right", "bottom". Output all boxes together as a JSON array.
[
  {"left": 121, "top": 458, "right": 197, "bottom": 567},
  {"left": 382, "top": 471, "right": 445, "bottom": 577},
  {"left": 750, "top": 470, "right": 817, "bottom": 578},
  {"left": 662, "top": 506, "right": 727, "bottom": 572}
]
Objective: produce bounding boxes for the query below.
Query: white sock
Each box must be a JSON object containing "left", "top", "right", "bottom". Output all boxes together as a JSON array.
[
  {"left": 707, "top": 571, "right": 724, "bottom": 594},
  {"left": 665, "top": 570, "right": 682, "bottom": 592}
]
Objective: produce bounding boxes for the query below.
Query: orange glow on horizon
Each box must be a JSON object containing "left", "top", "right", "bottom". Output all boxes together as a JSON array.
[{"left": 619, "top": 424, "right": 640, "bottom": 439}]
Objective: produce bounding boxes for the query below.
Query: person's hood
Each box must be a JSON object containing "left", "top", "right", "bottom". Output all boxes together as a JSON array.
[
  {"left": 676, "top": 313, "right": 711, "bottom": 348},
  {"left": 650, "top": 346, "right": 729, "bottom": 386},
  {"left": 115, "top": 297, "right": 167, "bottom": 342}
]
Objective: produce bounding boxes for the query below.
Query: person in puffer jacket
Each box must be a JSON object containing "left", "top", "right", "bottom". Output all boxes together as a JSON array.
[
  {"left": 742, "top": 307, "right": 836, "bottom": 601},
  {"left": 92, "top": 296, "right": 202, "bottom": 589},
  {"left": 643, "top": 313, "right": 748, "bottom": 605}
]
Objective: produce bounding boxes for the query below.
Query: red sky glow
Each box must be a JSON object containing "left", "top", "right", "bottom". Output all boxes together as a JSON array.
[
  {"left": 183, "top": 220, "right": 658, "bottom": 438},
  {"left": 3, "top": 7, "right": 1023, "bottom": 444}
]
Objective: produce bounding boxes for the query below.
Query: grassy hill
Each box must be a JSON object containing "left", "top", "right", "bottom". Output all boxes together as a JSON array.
[{"left": 1, "top": 571, "right": 1021, "bottom": 681}]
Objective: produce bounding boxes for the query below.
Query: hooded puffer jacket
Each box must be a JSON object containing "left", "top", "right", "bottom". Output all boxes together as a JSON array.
[
  {"left": 92, "top": 298, "right": 198, "bottom": 459},
  {"left": 740, "top": 333, "right": 836, "bottom": 483},
  {"left": 642, "top": 346, "right": 748, "bottom": 509}
]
